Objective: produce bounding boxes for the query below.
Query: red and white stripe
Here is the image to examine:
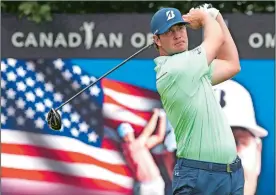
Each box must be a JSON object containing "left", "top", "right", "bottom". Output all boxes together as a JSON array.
[
  {"left": 102, "top": 79, "right": 161, "bottom": 137},
  {"left": 1, "top": 78, "right": 162, "bottom": 195},
  {"left": 2, "top": 178, "right": 129, "bottom": 195},
  {"left": 1, "top": 130, "right": 133, "bottom": 194}
]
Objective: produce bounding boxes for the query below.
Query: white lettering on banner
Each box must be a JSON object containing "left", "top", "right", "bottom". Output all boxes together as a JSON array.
[
  {"left": 25, "top": 33, "right": 38, "bottom": 47},
  {"left": 54, "top": 33, "right": 67, "bottom": 48},
  {"left": 10, "top": 21, "right": 157, "bottom": 49},
  {"left": 130, "top": 33, "right": 154, "bottom": 48},
  {"left": 249, "top": 33, "right": 263, "bottom": 48},
  {"left": 40, "top": 33, "right": 53, "bottom": 47},
  {"left": 68, "top": 33, "right": 82, "bottom": 48},
  {"left": 248, "top": 32, "right": 275, "bottom": 48},
  {"left": 131, "top": 33, "right": 145, "bottom": 48},
  {"left": 94, "top": 33, "right": 108, "bottom": 48},
  {"left": 11, "top": 32, "right": 24, "bottom": 47},
  {"left": 147, "top": 33, "right": 154, "bottom": 45},
  {"left": 10, "top": 21, "right": 123, "bottom": 49},
  {"left": 109, "top": 33, "right": 123, "bottom": 48},
  {"left": 265, "top": 33, "right": 275, "bottom": 48}
]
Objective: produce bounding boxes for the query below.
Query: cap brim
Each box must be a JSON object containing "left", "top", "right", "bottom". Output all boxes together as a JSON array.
[
  {"left": 232, "top": 124, "right": 268, "bottom": 138},
  {"left": 248, "top": 125, "right": 268, "bottom": 137},
  {"left": 157, "top": 20, "right": 189, "bottom": 34}
]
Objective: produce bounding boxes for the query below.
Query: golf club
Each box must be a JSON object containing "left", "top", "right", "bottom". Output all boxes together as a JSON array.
[{"left": 47, "top": 42, "right": 154, "bottom": 131}]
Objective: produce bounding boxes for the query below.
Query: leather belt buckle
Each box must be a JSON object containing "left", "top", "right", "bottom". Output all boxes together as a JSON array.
[{"left": 227, "top": 164, "right": 232, "bottom": 173}]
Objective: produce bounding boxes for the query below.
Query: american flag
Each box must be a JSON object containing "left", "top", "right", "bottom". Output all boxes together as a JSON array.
[{"left": 1, "top": 58, "right": 165, "bottom": 195}]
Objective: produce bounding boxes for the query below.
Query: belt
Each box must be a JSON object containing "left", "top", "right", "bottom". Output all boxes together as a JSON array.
[{"left": 177, "top": 156, "right": 242, "bottom": 173}]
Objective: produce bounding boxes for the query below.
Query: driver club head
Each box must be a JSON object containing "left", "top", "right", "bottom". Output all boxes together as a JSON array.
[{"left": 47, "top": 108, "right": 62, "bottom": 131}]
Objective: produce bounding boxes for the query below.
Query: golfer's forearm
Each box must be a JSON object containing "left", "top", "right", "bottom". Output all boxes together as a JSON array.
[
  {"left": 215, "top": 13, "right": 240, "bottom": 66},
  {"left": 202, "top": 15, "right": 224, "bottom": 48},
  {"left": 201, "top": 14, "right": 224, "bottom": 64}
]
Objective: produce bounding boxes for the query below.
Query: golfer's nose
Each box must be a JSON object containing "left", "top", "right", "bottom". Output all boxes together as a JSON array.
[
  {"left": 173, "top": 31, "right": 182, "bottom": 39},
  {"left": 174, "top": 32, "right": 181, "bottom": 39}
]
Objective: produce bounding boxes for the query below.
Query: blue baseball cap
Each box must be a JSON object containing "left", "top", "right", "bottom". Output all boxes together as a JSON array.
[{"left": 150, "top": 7, "right": 188, "bottom": 35}]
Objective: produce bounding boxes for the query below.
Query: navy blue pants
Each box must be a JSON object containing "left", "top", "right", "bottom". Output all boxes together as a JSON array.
[{"left": 172, "top": 157, "right": 244, "bottom": 195}]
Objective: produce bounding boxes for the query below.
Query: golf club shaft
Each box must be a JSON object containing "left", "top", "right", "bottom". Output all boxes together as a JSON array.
[{"left": 55, "top": 43, "right": 154, "bottom": 111}]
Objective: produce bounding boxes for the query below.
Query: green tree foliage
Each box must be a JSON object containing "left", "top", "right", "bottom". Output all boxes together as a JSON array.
[{"left": 1, "top": 1, "right": 275, "bottom": 23}]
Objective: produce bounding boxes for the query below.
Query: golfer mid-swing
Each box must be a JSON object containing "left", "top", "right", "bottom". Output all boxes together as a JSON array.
[{"left": 151, "top": 4, "right": 244, "bottom": 195}]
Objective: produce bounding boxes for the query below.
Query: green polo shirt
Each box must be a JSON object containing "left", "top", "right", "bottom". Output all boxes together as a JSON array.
[{"left": 154, "top": 45, "right": 237, "bottom": 164}]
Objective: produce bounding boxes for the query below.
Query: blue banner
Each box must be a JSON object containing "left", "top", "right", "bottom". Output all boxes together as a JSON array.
[
  {"left": 1, "top": 57, "right": 274, "bottom": 195},
  {"left": 74, "top": 58, "right": 275, "bottom": 195}
]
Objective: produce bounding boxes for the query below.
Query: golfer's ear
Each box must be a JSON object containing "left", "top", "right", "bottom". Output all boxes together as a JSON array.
[{"left": 153, "top": 35, "right": 161, "bottom": 47}]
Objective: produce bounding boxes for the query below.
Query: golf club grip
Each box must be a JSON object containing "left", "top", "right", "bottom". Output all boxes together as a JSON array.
[{"left": 55, "top": 43, "right": 154, "bottom": 111}]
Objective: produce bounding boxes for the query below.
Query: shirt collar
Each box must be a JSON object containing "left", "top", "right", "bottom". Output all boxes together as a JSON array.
[{"left": 153, "top": 56, "right": 169, "bottom": 72}]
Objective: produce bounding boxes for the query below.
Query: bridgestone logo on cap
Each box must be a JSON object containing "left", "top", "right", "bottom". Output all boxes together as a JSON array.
[{"left": 166, "top": 10, "right": 175, "bottom": 21}]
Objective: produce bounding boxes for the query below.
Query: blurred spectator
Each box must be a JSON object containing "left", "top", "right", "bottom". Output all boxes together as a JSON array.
[
  {"left": 160, "top": 118, "right": 177, "bottom": 181},
  {"left": 117, "top": 108, "right": 166, "bottom": 195},
  {"left": 213, "top": 80, "right": 268, "bottom": 195},
  {"left": 162, "top": 79, "right": 268, "bottom": 195},
  {"left": 150, "top": 116, "right": 177, "bottom": 195}
]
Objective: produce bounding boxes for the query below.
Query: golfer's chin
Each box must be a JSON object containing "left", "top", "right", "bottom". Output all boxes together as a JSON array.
[
  {"left": 174, "top": 41, "right": 187, "bottom": 52},
  {"left": 173, "top": 44, "right": 187, "bottom": 53}
]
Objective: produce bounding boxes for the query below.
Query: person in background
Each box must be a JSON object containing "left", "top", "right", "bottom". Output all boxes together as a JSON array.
[
  {"left": 117, "top": 108, "right": 166, "bottom": 195},
  {"left": 162, "top": 79, "right": 268, "bottom": 195},
  {"left": 213, "top": 79, "right": 268, "bottom": 195},
  {"left": 150, "top": 115, "right": 177, "bottom": 195}
]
